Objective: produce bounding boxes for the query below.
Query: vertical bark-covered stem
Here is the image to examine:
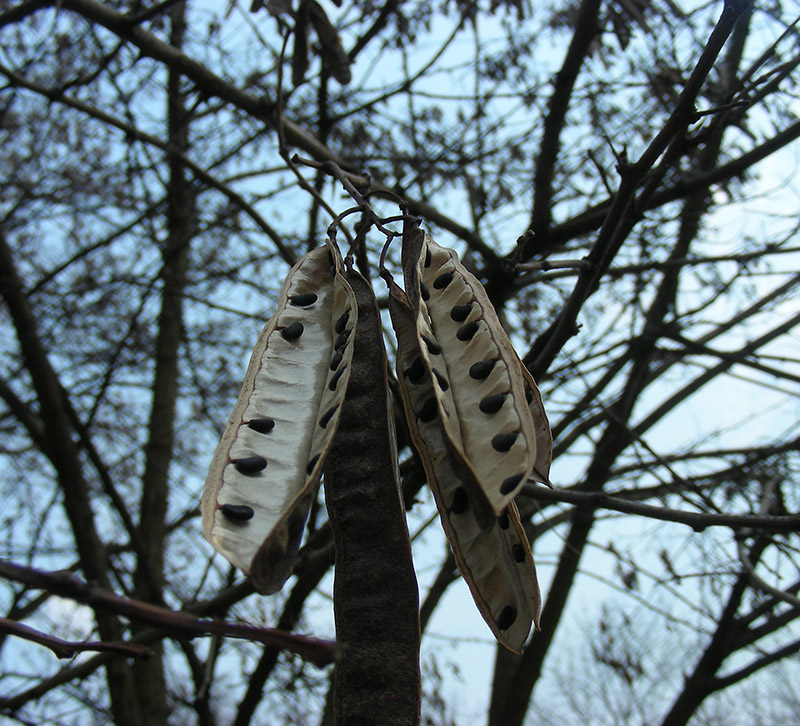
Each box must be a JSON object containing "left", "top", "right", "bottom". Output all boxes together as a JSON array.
[
  {"left": 0, "top": 234, "right": 142, "bottom": 726},
  {"left": 324, "top": 267, "right": 420, "bottom": 725},
  {"left": 132, "top": 2, "right": 193, "bottom": 722}
]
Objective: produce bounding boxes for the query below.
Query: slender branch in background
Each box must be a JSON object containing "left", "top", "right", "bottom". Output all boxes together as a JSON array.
[
  {"left": 522, "top": 484, "right": 800, "bottom": 532},
  {"left": 0, "top": 560, "right": 336, "bottom": 668},
  {"left": 531, "top": 0, "right": 752, "bottom": 378},
  {"left": 0, "top": 618, "right": 151, "bottom": 660}
]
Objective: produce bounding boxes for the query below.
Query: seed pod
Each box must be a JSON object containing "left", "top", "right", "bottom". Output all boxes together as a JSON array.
[
  {"left": 388, "top": 280, "right": 540, "bottom": 652},
  {"left": 324, "top": 267, "right": 420, "bottom": 724},
  {"left": 201, "top": 243, "right": 357, "bottom": 594},
  {"left": 403, "top": 231, "right": 545, "bottom": 516}
]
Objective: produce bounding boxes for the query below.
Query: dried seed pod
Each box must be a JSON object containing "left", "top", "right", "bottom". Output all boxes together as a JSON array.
[
  {"left": 517, "top": 354, "right": 553, "bottom": 485},
  {"left": 404, "top": 232, "right": 545, "bottom": 516},
  {"left": 201, "top": 243, "right": 357, "bottom": 594},
  {"left": 324, "top": 267, "right": 420, "bottom": 724},
  {"left": 388, "top": 280, "right": 540, "bottom": 653}
]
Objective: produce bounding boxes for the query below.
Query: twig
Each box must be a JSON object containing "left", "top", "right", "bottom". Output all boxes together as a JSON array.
[
  {"left": 521, "top": 483, "right": 800, "bottom": 533},
  {"left": 0, "top": 618, "right": 151, "bottom": 659},
  {"left": 0, "top": 559, "right": 337, "bottom": 668}
]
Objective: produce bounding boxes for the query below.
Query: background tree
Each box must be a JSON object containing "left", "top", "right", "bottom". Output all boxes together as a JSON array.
[{"left": 1, "top": 1, "right": 800, "bottom": 724}]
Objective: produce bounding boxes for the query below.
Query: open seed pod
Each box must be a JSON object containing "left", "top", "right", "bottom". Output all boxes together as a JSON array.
[
  {"left": 201, "top": 241, "right": 357, "bottom": 594},
  {"left": 388, "top": 279, "right": 541, "bottom": 652},
  {"left": 402, "top": 229, "right": 546, "bottom": 518}
]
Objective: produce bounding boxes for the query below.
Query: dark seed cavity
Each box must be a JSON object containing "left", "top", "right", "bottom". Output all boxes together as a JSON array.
[
  {"left": 424, "top": 248, "right": 432, "bottom": 267},
  {"left": 500, "top": 473, "right": 524, "bottom": 494},
  {"left": 420, "top": 282, "right": 430, "bottom": 301},
  {"left": 433, "top": 271, "right": 453, "bottom": 289},
  {"left": 232, "top": 455, "right": 267, "bottom": 474},
  {"left": 281, "top": 322, "right": 304, "bottom": 341},
  {"left": 492, "top": 432, "right": 519, "bottom": 452},
  {"left": 418, "top": 397, "right": 438, "bottom": 422},
  {"left": 497, "top": 510, "right": 510, "bottom": 529},
  {"left": 479, "top": 393, "right": 506, "bottom": 414},
  {"left": 469, "top": 359, "right": 497, "bottom": 379},
  {"left": 247, "top": 417, "right": 275, "bottom": 433},
  {"left": 433, "top": 369, "right": 449, "bottom": 391},
  {"left": 512, "top": 544, "right": 526, "bottom": 563},
  {"left": 306, "top": 454, "right": 321, "bottom": 475},
  {"left": 450, "top": 486, "right": 469, "bottom": 514},
  {"left": 525, "top": 386, "right": 534, "bottom": 404},
  {"left": 334, "top": 329, "right": 350, "bottom": 350},
  {"left": 220, "top": 503, "right": 255, "bottom": 522},
  {"left": 319, "top": 404, "right": 338, "bottom": 429},
  {"left": 290, "top": 293, "right": 317, "bottom": 307},
  {"left": 423, "top": 336, "right": 442, "bottom": 355},
  {"left": 329, "top": 349, "right": 344, "bottom": 371},
  {"left": 457, "top": 321, "right": 479, "bottom": 341},
  {"left": 335, "top": 310, "right": 350, "bottom": 334},
  {"left": 450, "top": 304, "right": 472, "bottom": 322},
  {"left": 407, "top": 357, "right": 426, "bottom": 384},
  {"left": 328, "top": 368, "right": 345, "bottom": 391},
  {"left": 496, "top": 605, "right": 517, "bottom": 631}
]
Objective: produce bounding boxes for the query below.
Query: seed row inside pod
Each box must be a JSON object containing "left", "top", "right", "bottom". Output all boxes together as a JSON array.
[
  {"left": 201, "top": 243, "right": 357, "bottom": 594},
  {"left": 406, "top": 234, "right": 542, "bottom": 516},
  {"left": 388, "top": 281, "right": 541, "bottom": 652}
]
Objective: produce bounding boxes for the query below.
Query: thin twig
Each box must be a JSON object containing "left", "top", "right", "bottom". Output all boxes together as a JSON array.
[
  {"left": 521, "top": 483, "right": 800, "bottom": 533},
  {"left": 0, "top": 559, "right": 337, "bottom": 668}
]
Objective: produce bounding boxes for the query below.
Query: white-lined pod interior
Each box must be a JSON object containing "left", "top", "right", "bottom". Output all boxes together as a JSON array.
[
  {"left": 389, "top": 285, "right": 541, "bottom": 652},
  {"left": 405, "top": 235, "right": 539, "bottom": 515},
  {"left": 201, "top": 243, "right": 357, "bottom": 594}
]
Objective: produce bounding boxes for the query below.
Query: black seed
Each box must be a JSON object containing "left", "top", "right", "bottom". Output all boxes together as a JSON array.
[
  {"left": 327, "top": 249, "right": 334, "bottom": 266},
  {"left": 335, "top": 310, "right": 350, "bottom": 334},
  {"left": 469, "top": 359, "right": 496, "bottom": 379},
  {"left": 512, "top": 544, "right": 526, "bottom": 563},
  {"left": 433, "top": 369, "right": 449, "bottom": 391},
  {"left": 329, "top": 349, "right": 344, "bottom": 371},
  {"left": 290, "top": 293, "right": 317, "bottom": 307},
  {"left": 220, "top": 503, "right": 255, "bottom": 522},
  {"left": 319, "top": 404, "right": 338, "bottom": 429},
  {"left": 433, "top": 271, "right": 453, "bottom": 289},
  {"left": 500, "top": 473, "right": 524, "bottom": 494},
  {"left": 423, "top": 336, "right": 442, "bottom": 355},
  {"left": 492, "top": 432, "right": 518, "bottom": 452},
  {"left": 418, "top": 397, "right": 438, "bottom": 422},
  {"left": 306, "top": 454, "right": 320, "bottom": 475},
  {"left": 420, "top": 282, "right": 430, "bottom": 301},
  {"left": 334, "top": 329, "right": 350, "bottom": 350},
  {"left": 247, "top": 417, "right": 275, "bottom": 433},
  {"left": 457, "top": 321, "right": 479, "bottom": 341},
  {"left": 407, "top": 357, "right": 426, "bottom": 384},
  {"left": 232, "top": 455, "right": 267, "bottom": 474},
  {"left": 450, "top": 486, "right": 469, "bottom": 514},
  {"left": 328, "top": 368, "right": 345, "bottom": 391},
  {"left": 525, "top": 386, "right": 534, "bottom": 404},
  {"left": 497, "top": 510, "right": 510, "bottom": 529},
  {"left": 496, "top": 606, "right": 517, "bottom": 631},
  {"left": 450, "top": 304, "right": 472, "bottom": 322},
  {"left": 281, "top": 322, "right": 304, "bottom": 340},
  {"left": 424, "top": 248, "right": 432, "bottom": 267},
  {"left": 479, "top": 393, "right": 506, "bottom": 414}
]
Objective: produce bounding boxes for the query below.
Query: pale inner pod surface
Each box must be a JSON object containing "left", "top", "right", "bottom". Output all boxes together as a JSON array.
[
  {"left": 202, "top": 245, "right": 356, "bottom": 592},
  {"left": 411, "top": 236, "right": 538, "bottom": 514},
  {"left": 389, "top": 288, "right": 540, "bottom": 652}
]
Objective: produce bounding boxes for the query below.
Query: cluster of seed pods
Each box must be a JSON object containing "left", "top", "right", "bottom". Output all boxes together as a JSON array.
[
  {"left": 201, "top": 240, "right": 357, "bottom": 594},
  {"left": 201, "top": 221, "right": 551, "bottom": 652}
]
